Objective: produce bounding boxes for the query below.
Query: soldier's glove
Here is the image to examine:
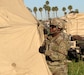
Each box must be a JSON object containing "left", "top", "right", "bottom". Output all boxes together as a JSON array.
[{"left": 39, "top": 45, "right": 46, "bottom": 54}]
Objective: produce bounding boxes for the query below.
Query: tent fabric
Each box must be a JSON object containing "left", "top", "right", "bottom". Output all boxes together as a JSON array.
[
  {"left": 0, "top": 0, "right": 52, "bottom": 75},
  {"left": 61, "top": 13, "right": 84, "bottom": 37}
]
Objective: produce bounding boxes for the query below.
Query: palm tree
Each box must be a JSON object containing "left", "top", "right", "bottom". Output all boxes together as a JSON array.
[
  {"left": 52, "top": 7, "right": 55, "bottom": 18},
  {"left": 47, "top": 6, "right": 51, "bottom": 19},
  {"left": 33, "top": 7, "right": 37, "bottom": 18},
  {"left": 39, "top": 7, "right": 43, "bottom": 20},
  {"left": 43, "top": 4, "right": 47, "bottom": 20},
  {"left": 54, "top": 6, "right": 58, "bottom": 17},
  {"left": 62, "top": 7, "right": 66, "bottom": 16},
  {"left": 26, "top": 7, "right": 32, "bottom": 12},
  {"left": 64, "top": 12, "right": 67, "bottom": 16},
  {"left": 68, "top": 5, "right": 73, "bottom": 13},
  {"left": 46, "top": 0, "right": 49, "bottom": 5},
  {"left": 75, "top": 9, "right": 79, "bottom": 13},
  {"left": 43, "top": 0, "right": 50, "bottom": 20}
]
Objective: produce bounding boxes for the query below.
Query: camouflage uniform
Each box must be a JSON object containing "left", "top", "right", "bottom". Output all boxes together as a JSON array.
[{"left": 44, "top": 18, "right": 68, "bottom": 75}]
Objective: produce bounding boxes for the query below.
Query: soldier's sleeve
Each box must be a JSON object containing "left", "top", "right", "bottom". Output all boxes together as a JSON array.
[{"left": 58, "top": 41, "right": 67, "bottom": 61}]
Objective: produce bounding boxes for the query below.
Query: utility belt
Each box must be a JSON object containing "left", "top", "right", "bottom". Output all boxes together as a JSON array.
[
  {"left": 46, "top": 56, "right": 67, "bottom": 65},
  {"left": 46, "top": 56, "right": 61, "bottom": 62}
]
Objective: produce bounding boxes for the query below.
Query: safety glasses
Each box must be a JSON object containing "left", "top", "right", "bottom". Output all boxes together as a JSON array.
[
  {"left": 50, "top": 25, "right": 56, "bottom": 28},
  {"left": 50, "top": 25, "right": 58, "bottom": 28}
]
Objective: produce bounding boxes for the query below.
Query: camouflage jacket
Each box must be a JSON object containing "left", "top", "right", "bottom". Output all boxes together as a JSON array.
[{"left": 45, "top": 33, "right": 68, "bottom": 62}]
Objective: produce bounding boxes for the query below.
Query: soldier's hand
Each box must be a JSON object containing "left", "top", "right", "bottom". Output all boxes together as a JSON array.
[{"left": 45, "top": 50, "right": 53, "bottom": 56}]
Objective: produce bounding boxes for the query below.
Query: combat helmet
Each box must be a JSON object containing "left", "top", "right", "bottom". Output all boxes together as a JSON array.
[{"left": 50, "top": 18, "right": 65, "bottom": 29}]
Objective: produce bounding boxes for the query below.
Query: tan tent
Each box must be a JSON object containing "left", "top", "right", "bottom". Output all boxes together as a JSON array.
[
  {"left": 0, "top": 0, "right": 51, "bottom": 75},
  {"left": 61, "top": 13, "right": 84, "bottom": 37}
]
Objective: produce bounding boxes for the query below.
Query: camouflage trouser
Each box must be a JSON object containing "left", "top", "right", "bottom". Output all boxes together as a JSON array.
[{"left": 47, "top": 61, "right": 68, "bottom": 75}]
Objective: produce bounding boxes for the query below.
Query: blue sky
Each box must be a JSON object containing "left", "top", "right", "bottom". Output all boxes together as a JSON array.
[{"left": 24, "top": 0, "right": 84, "bottom": 20}]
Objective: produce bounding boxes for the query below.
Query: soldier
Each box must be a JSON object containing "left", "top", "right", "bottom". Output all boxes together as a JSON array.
[{"left": 44, "top": 18, "right": 68, "bottom": 75}]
